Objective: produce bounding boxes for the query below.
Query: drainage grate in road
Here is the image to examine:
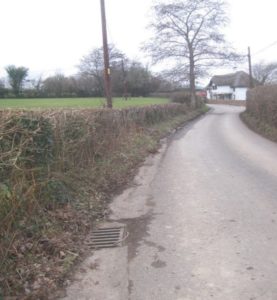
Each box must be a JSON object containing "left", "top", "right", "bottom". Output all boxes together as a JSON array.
[{"left": 86, "top": 226, "right": 127, "bottom": 249}]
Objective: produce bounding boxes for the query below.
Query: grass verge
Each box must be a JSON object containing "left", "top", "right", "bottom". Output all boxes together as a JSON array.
[
  {"left": 241, "top": 111, "right": 277, "bottom": 143},
  {"left": 0, "top": 97, "right": 169, "bottom": 109}
]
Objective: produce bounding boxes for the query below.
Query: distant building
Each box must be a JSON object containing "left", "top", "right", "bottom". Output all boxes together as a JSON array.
[{"left": 207, "top": 71, "right": 258, "bottom": 101}]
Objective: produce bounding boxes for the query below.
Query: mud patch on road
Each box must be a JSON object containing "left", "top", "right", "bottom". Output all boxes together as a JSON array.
[
  {"left": 146, "top": 195, "right": 156, "bottom": 207},
  {"left": 128, "top": 279, "right": 134, "bottom": 296},
  {"left": 143, "top": 240, "right": 166, "bottom": 252},
  {"left": 115, "top": 212, "right": 154, "bottom": 261},
  {"left": 151, "top": 259, "right": 167, "bottom": 269}
]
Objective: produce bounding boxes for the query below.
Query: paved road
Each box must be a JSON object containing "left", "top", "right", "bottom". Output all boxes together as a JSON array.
[{"left": 63, "top": 105, "right": 277, "bottom": 300}]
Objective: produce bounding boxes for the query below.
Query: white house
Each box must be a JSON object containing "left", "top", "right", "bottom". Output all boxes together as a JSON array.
[{"left": 207, "top": 71, "right": 257, "bottom": 101}]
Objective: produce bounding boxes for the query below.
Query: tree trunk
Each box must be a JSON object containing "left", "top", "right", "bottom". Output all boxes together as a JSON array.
[{"left": 189, "top": 53, "right": 197, "bottom": 108}]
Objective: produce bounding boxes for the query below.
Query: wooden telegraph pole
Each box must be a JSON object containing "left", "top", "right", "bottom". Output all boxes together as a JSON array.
[
  {"left": 121, "top": 59, "right": 128, "bottom": 100},
  {"left": 100, "top": 0, "right": 112, "bottom": 108},
  {"left": 248, "top": 47, "right": 254, "bottom": 88}
]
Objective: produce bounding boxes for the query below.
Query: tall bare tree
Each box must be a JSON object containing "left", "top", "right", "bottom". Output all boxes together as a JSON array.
[
  {"left": 30, "top": 76, "right": 43, "bottom": 94},
  {"left": 78, "top": 45, "right": 126, "bottom": 96},
  {"left": 145, "top": 0, "right": 239, "bottom": 106},
  {"left": 252, "top": 61, "right": 277, "bottom": 85},
  {"left": 5, "top": 65, "right": 28, "bottom": 97}
]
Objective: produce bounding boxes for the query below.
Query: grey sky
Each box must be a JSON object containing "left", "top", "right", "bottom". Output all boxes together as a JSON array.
[{"left": 1, "top": 0, "right": 277, "bottom": 82}]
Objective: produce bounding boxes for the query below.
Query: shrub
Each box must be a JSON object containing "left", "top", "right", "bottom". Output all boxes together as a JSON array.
[
  {"left": 0, "top": 114, "right": 54, "bottom": 235},
  {"left": 247, "top": 85, "right": 277, "bottom": 129},
  {"left": 0, "top": 104, "right": 190, "bottom": 241},
  {"left": 170, "top": 91, "right": 204, "bottom": 107},
  {"left": 171, "top": 91, "right": 192, "bottom": 105}
]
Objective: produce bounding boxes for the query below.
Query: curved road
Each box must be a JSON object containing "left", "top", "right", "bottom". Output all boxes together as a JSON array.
[{"left": 63, "top": 105, "right": 277, "bottom": 300}]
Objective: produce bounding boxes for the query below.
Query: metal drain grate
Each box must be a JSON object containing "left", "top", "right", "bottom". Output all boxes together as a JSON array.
[{"left": 86, "top": 226, "right": 127, "bottom": 249}]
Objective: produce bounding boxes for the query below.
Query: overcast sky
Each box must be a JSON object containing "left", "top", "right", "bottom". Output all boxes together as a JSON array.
[{"left": 1, "top": 0, "right": 277, "bottom": 83}]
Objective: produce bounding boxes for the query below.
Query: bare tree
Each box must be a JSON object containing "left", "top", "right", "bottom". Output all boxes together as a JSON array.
[
  {"left": 79, "top": 45, "right": 172, "bottom": 97},
  {"left": 252, "top": 61, "right": 277, "bottom": 85},
  {"left": 78, "top": 45, "right": 126, "bottom": 96},
  {"left": 145, "top": 0, "right": 240, "bottom": 107},
  {"left": 30, "top": 76, "right": 43, "bottom": 91}
]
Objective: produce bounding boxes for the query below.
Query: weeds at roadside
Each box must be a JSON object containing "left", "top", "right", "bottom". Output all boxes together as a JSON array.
[
  {"left": 241, "top": 111, "right": 277, "bottom": 143},
  {"left": 0, "top": 104, "right": 206, "bottom": 298}
]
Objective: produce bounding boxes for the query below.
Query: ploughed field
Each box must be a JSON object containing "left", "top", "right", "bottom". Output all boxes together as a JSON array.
[{"left": 0, "top": 97, "right": 169, "bottom": 109}]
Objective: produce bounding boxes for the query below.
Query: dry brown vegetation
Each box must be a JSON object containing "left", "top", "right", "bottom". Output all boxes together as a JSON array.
[
  {"left": 242, "top": 86, "right": 277, "bottom": 142},
  {"left": 0, "top": 104, "right": 205, "bottom": 299}
]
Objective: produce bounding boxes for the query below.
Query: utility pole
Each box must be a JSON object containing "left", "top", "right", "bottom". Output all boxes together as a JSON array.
[
  {"left": 100, "top": 0, "right": 112, "bottom": 108},
  {"left": 248, "top": 46, "right": 254, "bottom": 88},
  {"left": 121, "top": 59, "right": 128, "bottom": 100}
]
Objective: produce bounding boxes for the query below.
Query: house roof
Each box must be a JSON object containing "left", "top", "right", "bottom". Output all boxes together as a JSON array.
[{"left": 208, "top": 71, "right": 258, "bottom": 88}]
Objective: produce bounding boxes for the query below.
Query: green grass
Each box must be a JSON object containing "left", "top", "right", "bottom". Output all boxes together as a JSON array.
[{"left": 0, "top": 97, "right": 169, "bottom": 109}]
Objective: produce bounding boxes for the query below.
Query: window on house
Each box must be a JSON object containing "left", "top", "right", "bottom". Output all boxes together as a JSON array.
[{"left": 212, "top": 85, "right": 217, "bottom": 90}]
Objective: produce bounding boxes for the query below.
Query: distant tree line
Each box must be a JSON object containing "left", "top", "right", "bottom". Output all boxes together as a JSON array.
[{"left": 0, "top": 46, "right": 176, "bottom": 99}]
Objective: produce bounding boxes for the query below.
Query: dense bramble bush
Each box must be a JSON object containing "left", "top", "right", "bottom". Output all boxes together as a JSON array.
[{"left": 0, "top": 103, "right": 191, "bottom": 297}]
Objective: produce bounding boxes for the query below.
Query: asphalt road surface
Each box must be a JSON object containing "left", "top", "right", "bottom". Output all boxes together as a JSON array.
[{"left": 63, "top": 105, "right": 277, "bottom": 300}]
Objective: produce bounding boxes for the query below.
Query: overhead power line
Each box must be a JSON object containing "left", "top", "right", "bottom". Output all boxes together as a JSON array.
[{"left": 253, "top": 40, "right": 277, "bottom": 56}]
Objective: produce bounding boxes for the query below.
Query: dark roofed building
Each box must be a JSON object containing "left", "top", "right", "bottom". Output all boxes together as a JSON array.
[{"left": 207, "top": 71, "right": 258, "bottom": 100}]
